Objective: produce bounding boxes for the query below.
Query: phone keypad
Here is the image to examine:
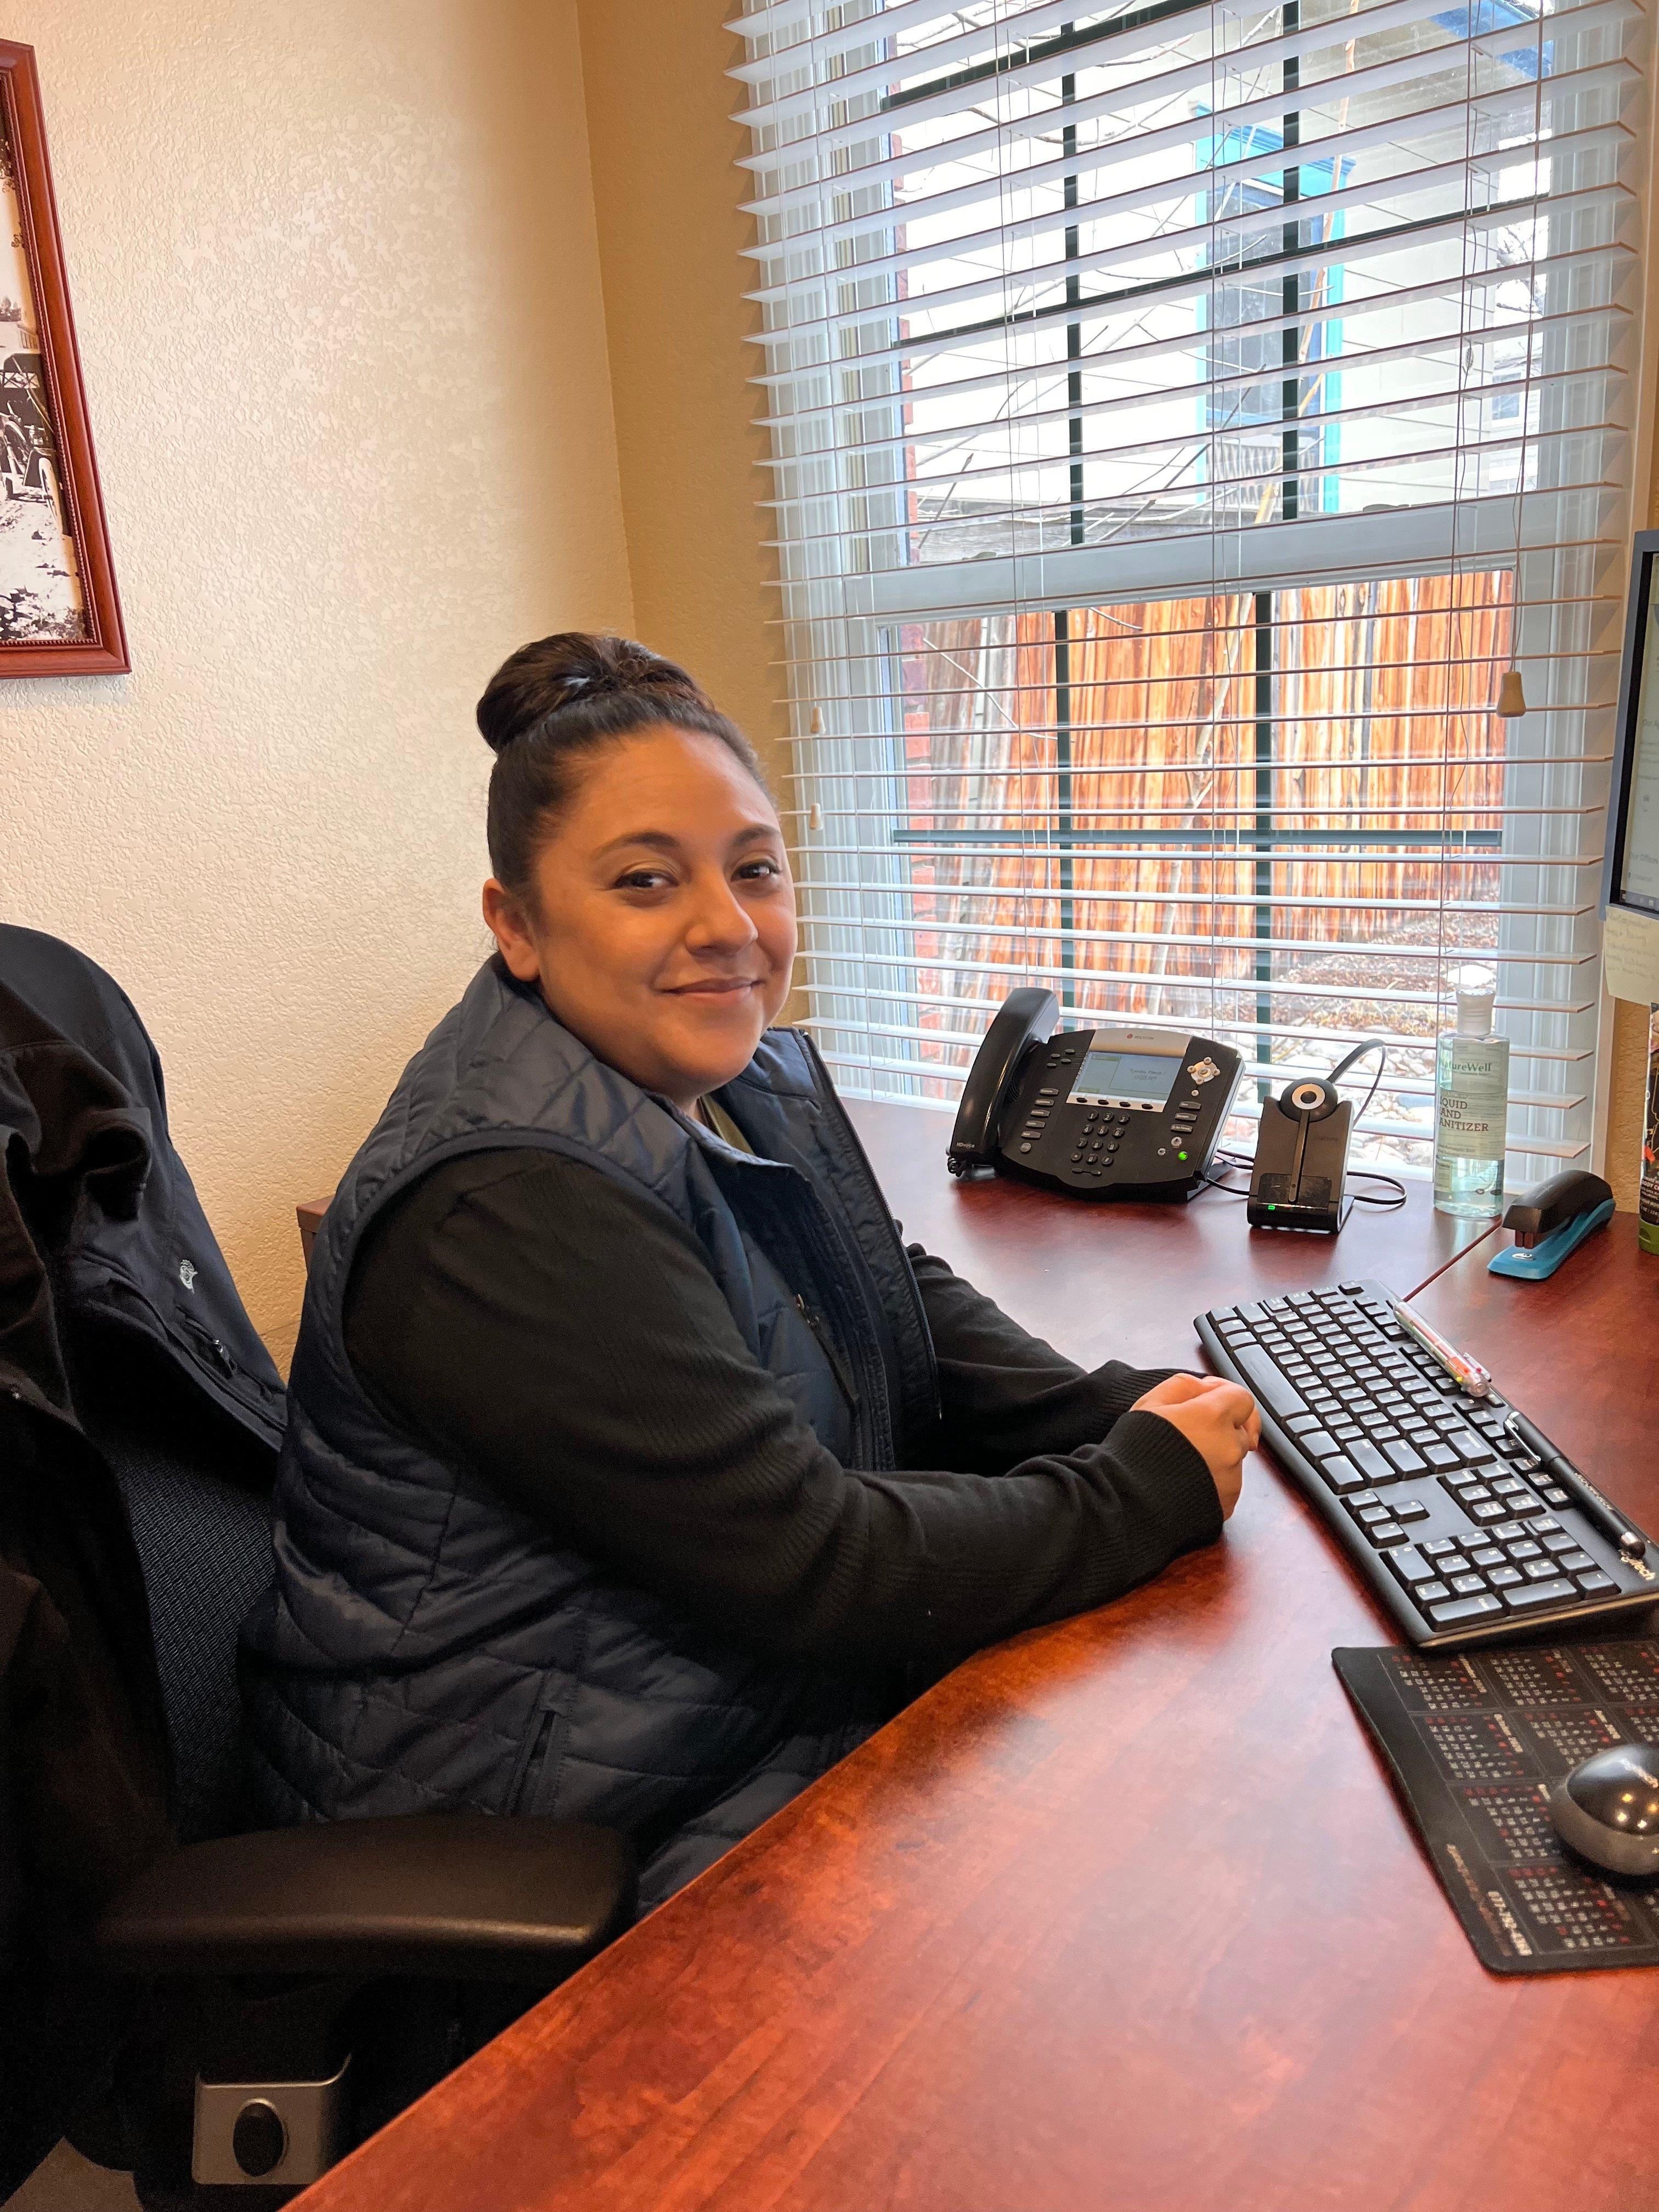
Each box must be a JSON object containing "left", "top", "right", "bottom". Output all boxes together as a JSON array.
[{"left": 1068, "top": 1108, "right": 1130, "bottom": 1177}]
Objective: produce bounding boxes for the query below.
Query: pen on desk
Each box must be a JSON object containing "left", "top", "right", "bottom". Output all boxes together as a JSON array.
[
  {"left": 1504, "top": 1410, "right": 1648, "bottom": 1561},
  {"left": 1388, "top": 1296, "right": 1492, "bottom": 1400}
]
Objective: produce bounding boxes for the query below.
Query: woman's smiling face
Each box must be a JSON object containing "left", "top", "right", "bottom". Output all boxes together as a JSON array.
[{"left": 483, "top": 726, "right": 797, "bottom": 1111}]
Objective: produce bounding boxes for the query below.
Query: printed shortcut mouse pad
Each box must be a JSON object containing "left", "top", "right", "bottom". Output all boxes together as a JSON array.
[{"left": 1334, "top": 1640, "right": 1659, "bottom": 1973}]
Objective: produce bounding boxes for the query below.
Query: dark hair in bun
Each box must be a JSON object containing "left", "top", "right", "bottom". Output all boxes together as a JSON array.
[{"left": 478, "top": 632, "right": 766, "bottom": 902}]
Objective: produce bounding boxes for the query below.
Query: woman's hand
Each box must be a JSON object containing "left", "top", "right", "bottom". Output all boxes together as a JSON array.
[{"left": 1130, "top": 1373, "right": 1259, "bottom": 1520}]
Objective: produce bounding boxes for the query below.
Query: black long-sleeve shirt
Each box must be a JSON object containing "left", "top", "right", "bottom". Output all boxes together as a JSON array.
[{"left": 341, "top": 1150, "right": 1222, "bottom": 1669}]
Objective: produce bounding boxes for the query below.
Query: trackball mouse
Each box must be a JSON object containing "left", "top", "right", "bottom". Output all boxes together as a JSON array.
[{"left": 1549, "top": 1742, "right": 1659, "bottom": 1877}]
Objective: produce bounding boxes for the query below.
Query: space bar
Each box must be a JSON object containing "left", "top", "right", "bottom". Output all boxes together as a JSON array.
[{"left": 1229, "top": 1345, "right": 1308, "bottom": 1422}]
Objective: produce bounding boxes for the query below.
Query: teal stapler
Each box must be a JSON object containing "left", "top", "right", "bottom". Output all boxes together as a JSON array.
[{"left": 1488, "top": 1169, "right": 1616, "bottom": 1279}]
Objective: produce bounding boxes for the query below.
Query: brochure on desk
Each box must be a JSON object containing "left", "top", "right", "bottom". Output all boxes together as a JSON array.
[{"left": 1334, "top": 1640, "right": 1659, "bottom": 1973}]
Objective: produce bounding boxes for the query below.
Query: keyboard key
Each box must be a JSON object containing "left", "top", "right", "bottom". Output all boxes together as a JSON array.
[
  {"left": 1284, "top": 1414, "right": 1323, "bottom": 1436},
  {"left": 1470, "top": 1547, "right": 1505, "bottom": 1567},
  {"left": 1526, "top": 1515, "right": 1561, "bottom": 1535},
  {"left": 1448, "top": 1429, "right": 1496, "bottom": 1464},
  {"left": 1417, "top": 1579, "right": 1451, "bottom": 1603},
  {"left": 1462, "top": 1486, "right": 1494, "bottom": 1504},
  {"left": 1393, "top": 1499, "right": 1430, "bottom": 1523},
  {"left": 1556, "top": 1550, "right": 1595, "bottom": 1573},
  {"left": 1540, "top": 1532, "right": 1579, "bottom": 1556},
  {"left": 1390, "top": 1547, "right": 1438, "bottom": 1585},
  {"left": 1488, "top": 1566, "right": 1523, "bottom": 1588},
  {"left": 1575, "top": 1570, "right": 1618, "bottom": 1594},
  {"left": 1500, "top": 1578, "right": 1576, "bottom": 1612},
  {"left": 1232, "top": 1345, "right": 1308, "bottom": 1421},
  {"left": 1469, "top": 1502, "right": 1509, "bottom": 1525},
  {"left": 1542, "top": 1485, "right": 1571, "bottom": 1509},
  {"left": 1423, "top": 1444, "right": 1461, "bottom": 1471},
  {"left": 1422, "top": 1538, "right": 1459, "bottom": 1559},
  {"left": 1356, "top": 1504, "right": 1391, "bottom": 1524},
  {"left": 1426, "top": 1593, "right": 1503, "bottom": 1626},
  {"left": 1522, "top": 1558, "right": 1562, "bottom": 1582},
  {"left": 1321, "top": 1458, "right": 1370, "bottom": 1496},
  {"left": 1368, "top": 1523, "right": 1408, "bottom": 1547},
  {"left": 1491, "top": 1521, "right": 1527, "bottom": 1543},
  {"left": 1505, "top": 1539, "right": 1542, "bottom": 1560},
  {"left": 1383, "top": 1440, "right": 1427, "bottom": 1475},
  {"left": 1296, "top": 1431, "right": 1339, "bottom": 1461},
  {"left": 1450, "top": 1573, "right": 1488, "bottom": 1596}
]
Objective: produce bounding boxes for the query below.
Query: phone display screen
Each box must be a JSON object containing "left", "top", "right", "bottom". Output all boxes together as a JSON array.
[{"left": 1071, "top": 1048, "right": 1179, "bottom": 1107}]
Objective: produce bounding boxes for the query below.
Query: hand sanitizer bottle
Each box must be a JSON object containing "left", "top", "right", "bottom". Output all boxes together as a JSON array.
[{"left": 1434, "top": 968, "right": 1509, "bottom": 1218}]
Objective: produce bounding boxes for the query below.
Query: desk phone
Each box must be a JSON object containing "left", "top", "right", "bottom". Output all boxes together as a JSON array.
[{"left": 947, "top": 987, "right": 1243, "bottom": 1199}]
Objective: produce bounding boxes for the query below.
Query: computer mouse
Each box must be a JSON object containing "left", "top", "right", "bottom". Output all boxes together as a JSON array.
[{"left": 1548, "top": 1742, "right": 1659, "bottom": 1877}]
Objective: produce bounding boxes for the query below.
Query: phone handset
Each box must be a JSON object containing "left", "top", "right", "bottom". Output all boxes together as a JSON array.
[{"left": 948, "top": 987, "right": 1060, "bottom": 1176}]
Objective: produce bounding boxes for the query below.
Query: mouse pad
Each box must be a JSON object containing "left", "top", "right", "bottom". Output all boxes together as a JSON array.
[{"left": 1334, "top": 1639, "right": 1659, "bottom": 1973}]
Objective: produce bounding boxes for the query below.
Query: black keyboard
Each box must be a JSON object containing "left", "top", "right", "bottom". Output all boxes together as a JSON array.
[{"left": 1195, "top": 1279, "right": 1659, "bottom": 1650}]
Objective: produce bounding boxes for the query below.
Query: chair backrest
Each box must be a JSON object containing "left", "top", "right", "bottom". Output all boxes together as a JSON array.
[{"left": 71, "top": 1325, "right": 278, "bottom": 1846}]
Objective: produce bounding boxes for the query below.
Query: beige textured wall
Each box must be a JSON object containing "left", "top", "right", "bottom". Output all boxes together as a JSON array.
[
  {"left": 577, "top": 2, "right": 777, "bottom": 761},
  {"left": 0, "top": 0, "right": 634, "bottom": 1366},
  {"left": 576, "top": 2, "right": 792, "bottom": 997},
  {"left": 1606, "top": 1000, "right": 1648, "bottom": 1209}
]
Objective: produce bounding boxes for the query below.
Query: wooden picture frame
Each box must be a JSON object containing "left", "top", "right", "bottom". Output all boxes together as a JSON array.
[{"left": 0, "top": 41, "right": 125, "bottom": 674}]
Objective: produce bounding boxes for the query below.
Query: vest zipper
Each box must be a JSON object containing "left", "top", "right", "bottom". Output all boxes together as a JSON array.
[
  {"left": 509, "top": 1704, "right": 561, "bottom": 1813},
  {"left": 795, "top": 1296, "right": 861, "bottom": 1412},
  {"left": 793, "top": 1031, "right": 942, "bottom": 1431}
]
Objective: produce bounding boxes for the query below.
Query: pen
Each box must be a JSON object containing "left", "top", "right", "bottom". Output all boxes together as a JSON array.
[
  {"left": 1388, "top": 1295, "right": 1492, "bottom": 1400},
  {"left": 1504, "top": 1410, "right": 1648, "bottom": 1561}
]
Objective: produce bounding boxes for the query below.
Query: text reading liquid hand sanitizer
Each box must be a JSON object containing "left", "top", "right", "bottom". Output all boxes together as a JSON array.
[{"left": 1434, "top": 968, "right": 1509, "bottom": 1219}]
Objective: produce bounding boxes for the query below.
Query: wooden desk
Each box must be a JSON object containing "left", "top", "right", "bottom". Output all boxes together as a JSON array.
[{"left": 293, "top": 1105, "right": 1657, "bottom": 2212}]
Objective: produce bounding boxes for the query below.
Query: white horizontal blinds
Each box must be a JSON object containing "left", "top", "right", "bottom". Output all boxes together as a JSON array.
[{"left": 732, "top": 0, "right": 1644, "bottom": 1168}]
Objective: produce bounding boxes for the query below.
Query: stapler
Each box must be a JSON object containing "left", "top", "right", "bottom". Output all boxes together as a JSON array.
[{"left": 1487, "top": 1169, "right": 1616, "bottom": 1279}]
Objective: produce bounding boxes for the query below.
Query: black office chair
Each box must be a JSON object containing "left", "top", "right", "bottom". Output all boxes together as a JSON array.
[
  {"left": 1, "top": 924, "right": 633, "bottom": 2205},
  {"left": 50, "top": 1318, "right": 634, "bottom": 2209}
]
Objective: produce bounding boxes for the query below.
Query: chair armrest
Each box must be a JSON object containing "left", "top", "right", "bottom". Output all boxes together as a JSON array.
[{"left": 93, "top": 1813, "right": 635, "bottom": 1982}]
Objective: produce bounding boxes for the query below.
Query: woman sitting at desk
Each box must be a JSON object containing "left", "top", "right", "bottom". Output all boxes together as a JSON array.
[{"left": 242, "top": 634, "right": 1258, "bottom": 1909}]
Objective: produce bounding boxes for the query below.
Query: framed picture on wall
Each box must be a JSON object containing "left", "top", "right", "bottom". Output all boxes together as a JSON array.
[{"left": 0, "top": 41, "right": 125, "bottom": 674}]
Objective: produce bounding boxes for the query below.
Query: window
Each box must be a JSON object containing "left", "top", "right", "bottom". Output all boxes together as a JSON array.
[{"left": 731, "top": 0, "right": 1643, "bottom": 1171}]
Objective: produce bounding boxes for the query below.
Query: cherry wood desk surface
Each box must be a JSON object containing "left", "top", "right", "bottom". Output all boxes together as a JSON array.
[{"left": 293, "top": 1103, "right": 1658, "bottom": 2212}]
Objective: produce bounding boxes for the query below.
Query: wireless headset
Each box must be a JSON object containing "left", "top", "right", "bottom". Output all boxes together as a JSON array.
[
  {"left": 1248, "top": 1042, "right": 1385, "bottom": 1233},
  {"left": 1279, "top": 1076, "right": 1342, "bottom": 1121}
]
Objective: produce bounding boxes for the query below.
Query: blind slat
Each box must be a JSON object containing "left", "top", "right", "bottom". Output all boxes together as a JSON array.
[
  {"left": 740, "top": 16, "right": 1629, "bottom": 228},
  {"left": 738, "top": 0, "right": 1622, "bottom": 187}
]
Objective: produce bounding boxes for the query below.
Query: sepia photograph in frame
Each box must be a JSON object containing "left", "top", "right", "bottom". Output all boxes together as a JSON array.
[{"left": 0, "top": 40, "right": 125, "bottom": 674}]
